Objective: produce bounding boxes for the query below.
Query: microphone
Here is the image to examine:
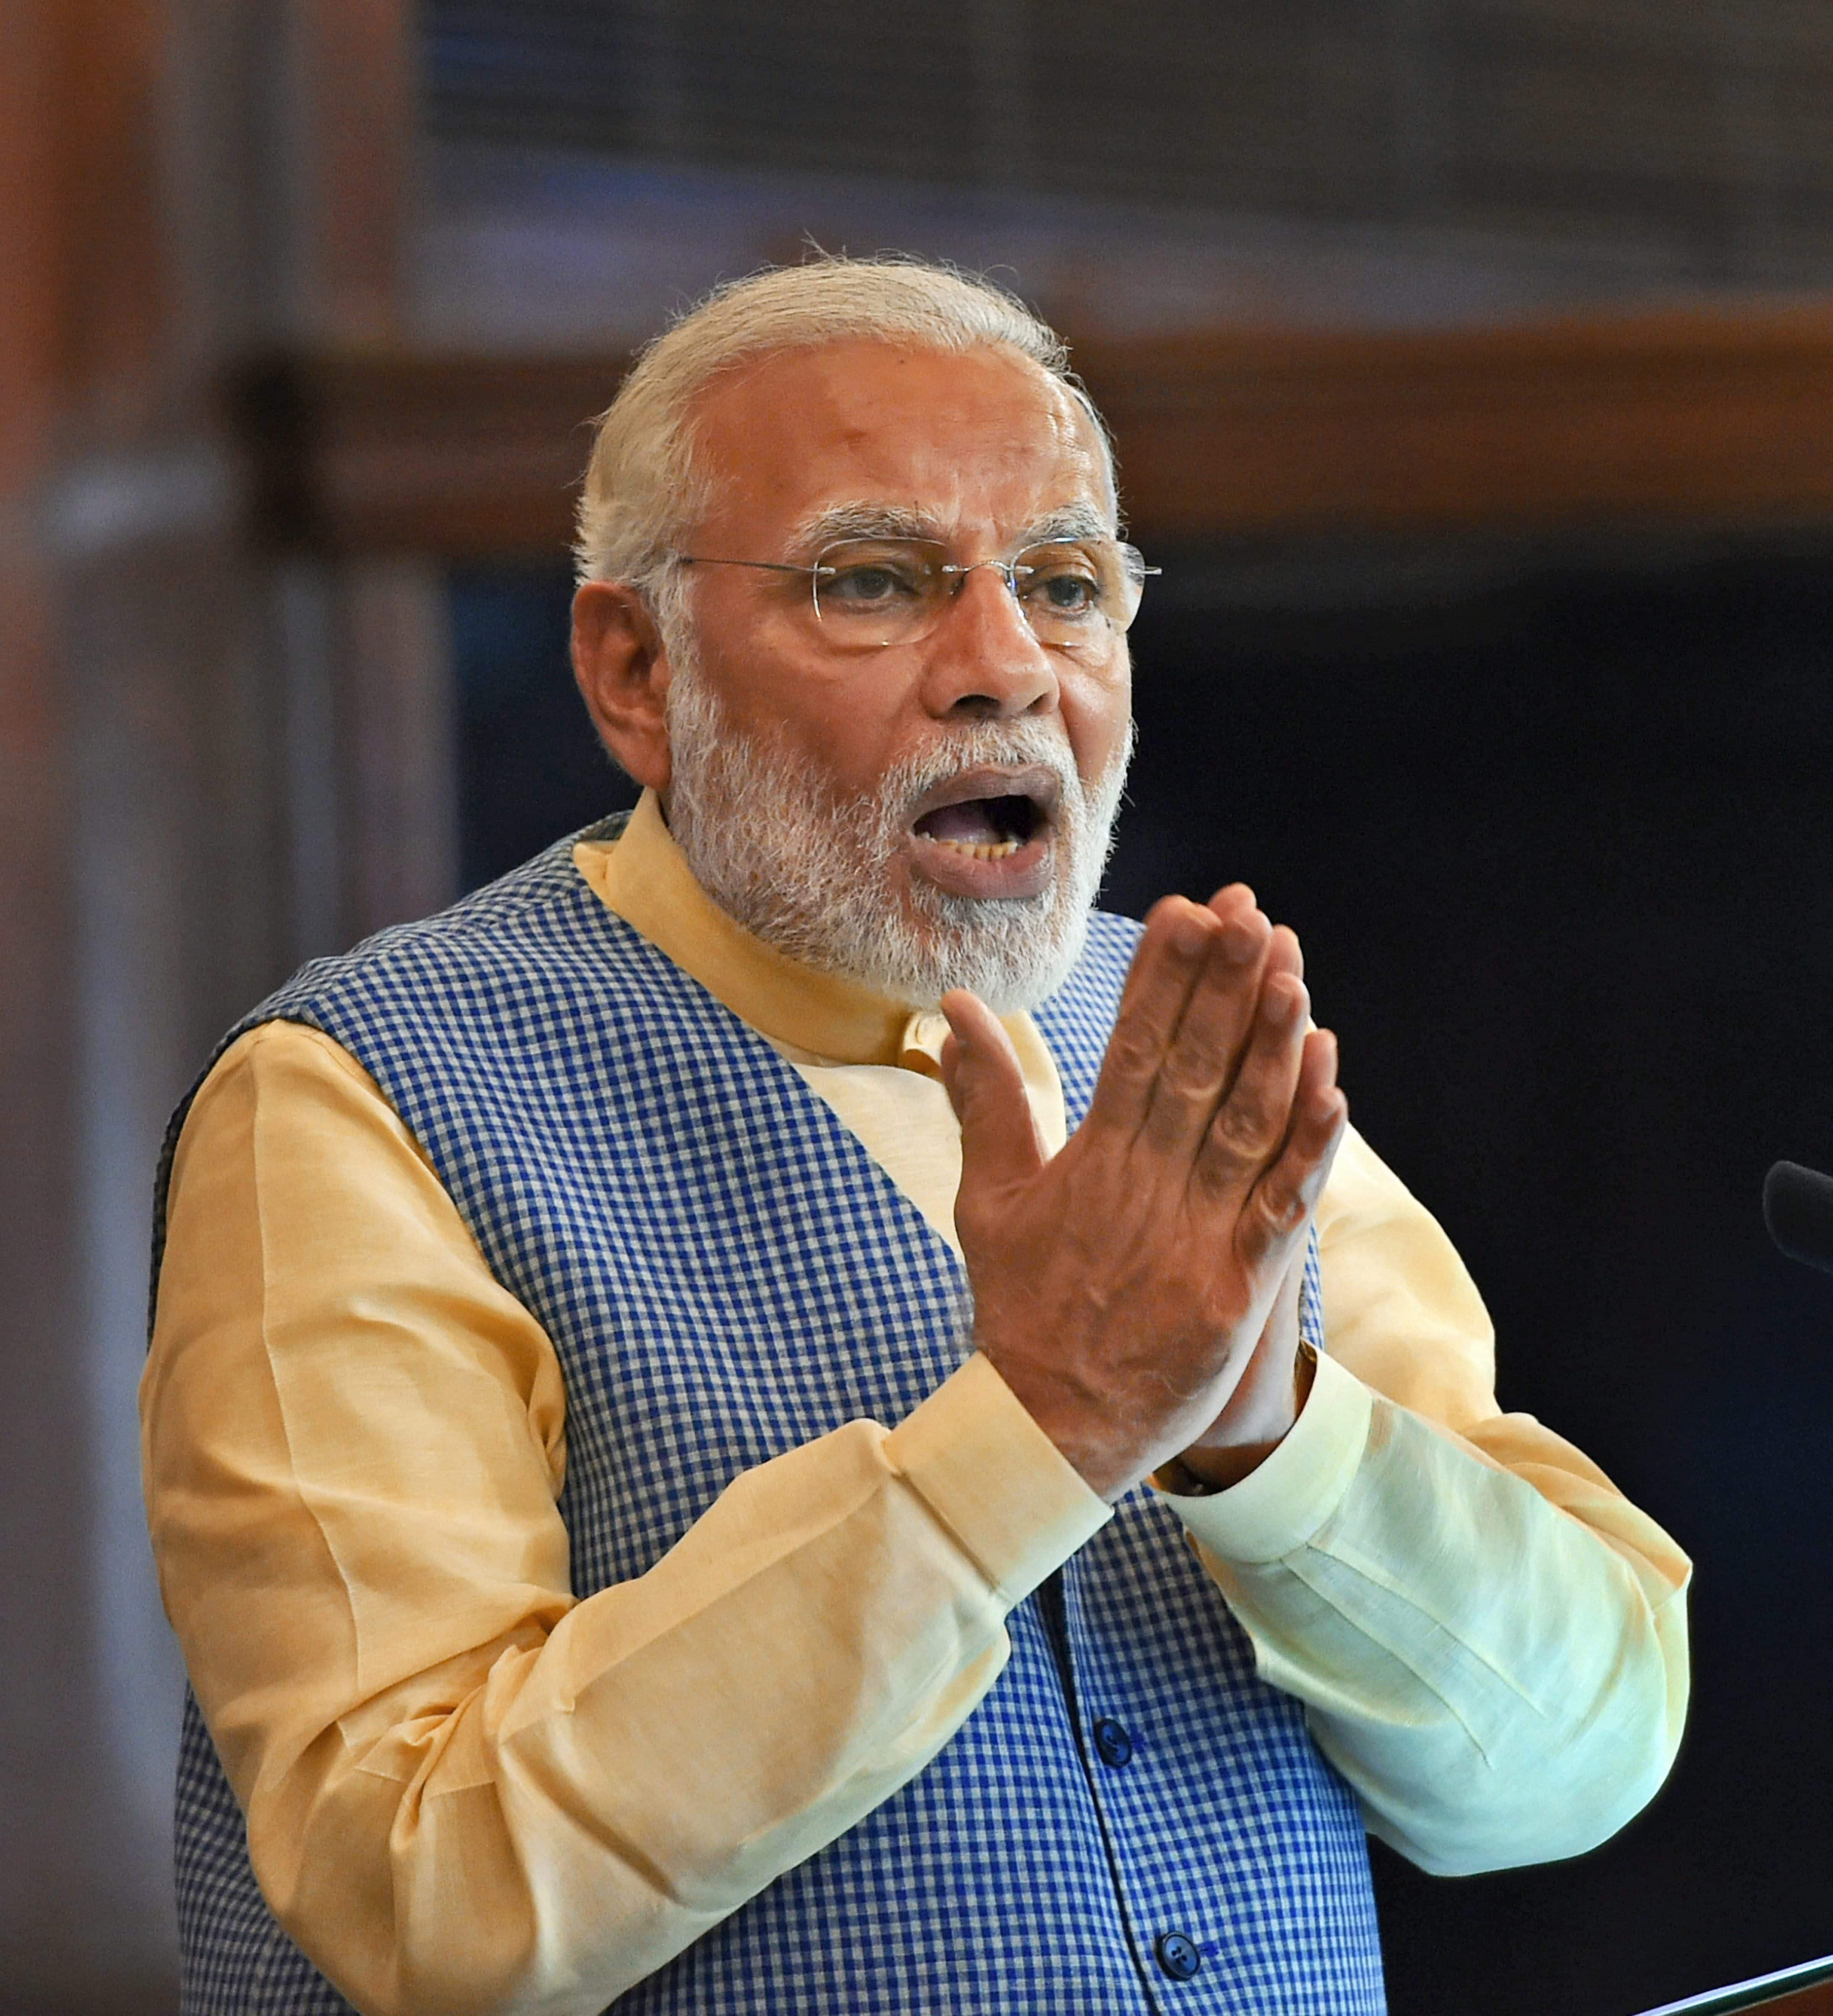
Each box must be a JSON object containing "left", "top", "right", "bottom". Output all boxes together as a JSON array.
[{"left": 1763, "top": 1161, "right": 1833, "bottom": 1276}]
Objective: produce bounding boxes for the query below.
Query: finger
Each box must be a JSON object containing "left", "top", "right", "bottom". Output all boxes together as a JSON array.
[
  {"left": 1137, "top": 901, "right": 1275, "bottom": 1157},
  {"left": 1212, "top": 885, "right": 1301, "bottom": 984},
  {"left": 1234, "top": 1029, "right": 1348, "bottom": 1273},
  {"left": 1082, "top": 896, "right": 1221, "bottom": 1139},
  {"left": 1191, "top": 964, "right": 1311, "bottom": 1201},
  {"left": 940, "top": 990, "right": 1047, "bottom": 1200},
  {"left": 1260, "top": 922, "right": 1302, "bottom": 989},
  {"left": 1114, "top": 884, "right": 1251, "bottom": 1018}
]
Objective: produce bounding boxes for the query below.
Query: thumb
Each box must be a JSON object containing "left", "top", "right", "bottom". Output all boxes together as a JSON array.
[{"left": 940, "top": 990, "right": 1046, "bottom": 1200}]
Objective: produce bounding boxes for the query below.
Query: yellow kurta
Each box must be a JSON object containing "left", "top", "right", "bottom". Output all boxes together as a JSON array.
[{"left": 142, "top": 790, "right": 1691, "bottom": 2016}]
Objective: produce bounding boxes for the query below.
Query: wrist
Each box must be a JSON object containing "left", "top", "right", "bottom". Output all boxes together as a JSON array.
[
  {"left": 1165, "top": 1341, "right": 1316, "bottom": 1494},
  {"left": 972, "top": 1347, "right": 1140, "bottom": 1504}
]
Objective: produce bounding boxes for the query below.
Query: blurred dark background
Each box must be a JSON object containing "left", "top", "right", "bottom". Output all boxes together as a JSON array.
[{"left": 8, "top": 3, "right": 1833, "bottom": 2010}]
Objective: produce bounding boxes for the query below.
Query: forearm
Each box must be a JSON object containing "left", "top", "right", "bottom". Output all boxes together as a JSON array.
[
  {"left": 232, "top": 1363, "right": 1099, "bottom": 2016},
  {"left": 1169, "top": 1354, "right": 1690, "bottom": 1873}
]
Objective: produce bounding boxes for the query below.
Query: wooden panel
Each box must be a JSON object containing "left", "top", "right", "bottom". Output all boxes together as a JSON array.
[
  {"left": 237, "top": 302, "right": 1833, "bottom": 562},
  {"left": 0, "top": 3, "right": 429, "bottom": 2004},
  {"left": 1761, "top": 1984, "right": 1833, "bottom": 2014},
  {"left": 239, "top": 350, "right": 624, "bottom": 556},
  {"left": 52, "top": 0, "right": 167, "bottom": 406},
  {"left": 296, "top": 0, "right": 414, "bottom": 341},
  {"left": 1077, "top": 306, "right": 1833, "bottom": 543},
  {"left": 0, "top": 5, "right": 157, "bottom": 2002}
]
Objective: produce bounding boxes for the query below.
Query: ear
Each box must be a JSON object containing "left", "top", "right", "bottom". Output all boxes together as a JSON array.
[{"left": 571, "top": 581, "right": 673, "bottom": 793}]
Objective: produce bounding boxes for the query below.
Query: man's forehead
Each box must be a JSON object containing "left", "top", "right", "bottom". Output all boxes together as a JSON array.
[{"left": 689, "top": 340, "right": 1116, "bottom": 538}]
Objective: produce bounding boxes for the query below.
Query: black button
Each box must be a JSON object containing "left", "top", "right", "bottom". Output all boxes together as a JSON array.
[
  {"left": 1155, "top": 1932, "right": 1202, "bottom": 1981},
  {"left": 1092, "top": 1716, "right": 1134, "bottom": 1768}
]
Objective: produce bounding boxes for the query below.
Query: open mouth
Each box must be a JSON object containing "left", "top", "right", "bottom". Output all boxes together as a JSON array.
[
  {"left": 904, "top": 763, "right": 1063, "bottom": 898},
  {"left": 912, "top": 793, "right": 1045, "bottom": 861}
]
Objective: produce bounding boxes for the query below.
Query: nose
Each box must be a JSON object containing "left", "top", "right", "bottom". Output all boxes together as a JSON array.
[{"left": 918, "top": 560, "right": 1059, "bottom": 721}]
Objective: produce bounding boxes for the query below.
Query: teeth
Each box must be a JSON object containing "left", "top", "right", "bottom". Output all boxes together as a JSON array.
[{"left": 932, "top": 837, "right": 1020, "bottom": 860}]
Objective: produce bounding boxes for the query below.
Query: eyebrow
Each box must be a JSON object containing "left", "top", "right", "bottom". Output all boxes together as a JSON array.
[
  {"left": 788, "top": 502, "right": 944, "bottom": 551},
  {"left": 1022, "top": 502, "right": 1114, "bottom": 544},
  {"left": 787, "top": 498, "right": 1117, "bottom": 555}
]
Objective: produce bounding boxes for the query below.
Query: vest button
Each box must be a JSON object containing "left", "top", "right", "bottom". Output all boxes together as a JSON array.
[
  {"left": 1155, "top": 1932, "right": 1203, "bottom": 1981},
  {"left": 1092, "top": 1716, "right": 1133, "bottom": 1767}
]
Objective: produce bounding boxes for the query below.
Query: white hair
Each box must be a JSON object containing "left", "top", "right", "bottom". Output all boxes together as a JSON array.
[
  {"left": 572, "top": 255, "right": 1113, "bottom": 604},
  {"left": 662, "top": 646, "right": 1133, "bottom": 1013}
]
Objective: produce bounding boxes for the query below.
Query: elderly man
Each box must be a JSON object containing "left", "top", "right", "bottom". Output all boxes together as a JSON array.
[{"left": 143, "top": 259, "right": 1689, "bottom": 2016}]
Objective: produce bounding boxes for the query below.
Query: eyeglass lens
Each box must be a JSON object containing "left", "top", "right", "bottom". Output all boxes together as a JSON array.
[{"left": 811, "top": 538, "right": 1148, "bottom": 650}]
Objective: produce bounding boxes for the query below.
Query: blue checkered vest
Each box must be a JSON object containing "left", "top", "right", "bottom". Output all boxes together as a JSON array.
[{"left": 153, "top": 822, "right": 1385, "bottom": 2015}]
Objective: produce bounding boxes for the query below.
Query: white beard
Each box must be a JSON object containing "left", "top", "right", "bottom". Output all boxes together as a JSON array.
[{"left": 662, "top": 662, "right": 1132, "bottom": 1014}]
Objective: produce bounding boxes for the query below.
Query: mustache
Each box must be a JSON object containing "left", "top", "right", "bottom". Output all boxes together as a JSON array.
[{"left": 876, "top": 721, "right": 1085, "bottom": 823}]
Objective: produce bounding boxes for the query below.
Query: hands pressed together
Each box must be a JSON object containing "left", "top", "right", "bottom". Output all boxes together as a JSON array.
[{"left": 940, "top": 886, "right": 1347, "bottom": 1504}]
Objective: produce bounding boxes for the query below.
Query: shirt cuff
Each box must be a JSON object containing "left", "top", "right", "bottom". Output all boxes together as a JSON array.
[
  {"left": 1156, "top": 1350, "right": 1373, "bottom": 1564},
  {"left": 884, "top": 1353, "right": 1111, "bottom": 1607}
]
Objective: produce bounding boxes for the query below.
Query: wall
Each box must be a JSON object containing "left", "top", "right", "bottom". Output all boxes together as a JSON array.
[{"left": 0, "top": 6, "right": 445, "bottom": 2006}]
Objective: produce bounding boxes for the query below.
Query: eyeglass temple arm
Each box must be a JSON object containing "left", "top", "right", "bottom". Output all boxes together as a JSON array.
[{"left": 675, "top": 556, "right": 825, "bottom": 578}]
